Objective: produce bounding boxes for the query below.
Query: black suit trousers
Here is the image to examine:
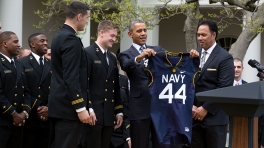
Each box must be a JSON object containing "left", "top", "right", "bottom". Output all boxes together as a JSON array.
[
  {"left": 0, "top": 126, "right": 23, "bottom": 148},
  {"left": 191, "top": 122, "right": 227, "bottom": 148},
  {"left": 81, "top": 124, "right": 113, "bottom": 148},
  {"left": 130, "top": 117, "right": 170, "bottom": 148},
  {"left": 23, "top": 124, "right": 49, "bottom": 148},
  {"left": 49, "top": 118, "right": 83, "bottom": 148}
]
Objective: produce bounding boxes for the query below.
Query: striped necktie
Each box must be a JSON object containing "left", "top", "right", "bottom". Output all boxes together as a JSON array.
[{"left": 200, "top": 51, "right": 208, "bottom": 69}]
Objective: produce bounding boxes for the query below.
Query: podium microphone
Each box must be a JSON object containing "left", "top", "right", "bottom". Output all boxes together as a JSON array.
[{"left": 248, "top": 59, "right": 264, "bottom": 72}]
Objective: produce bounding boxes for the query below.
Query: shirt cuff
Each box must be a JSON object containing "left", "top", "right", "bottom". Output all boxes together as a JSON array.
[
  {"left": 116, "top": 113, "right": 123, "bottom": 117},
  {"left": 89, "top": 108, "right": 94, "bottom": 113},
  {"left": 76, "top": 107, "right": 86, "bottom": 113},
  {"left": 126, "top": 137, "right": 131, "bottom": 141},
  {"left": 134, "top": 57, "right": 140, "bottom": 65}
]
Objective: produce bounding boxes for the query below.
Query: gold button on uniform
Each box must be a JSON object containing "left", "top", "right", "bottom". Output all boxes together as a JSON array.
[
  {"left": 23, "top": 94, "right": 24, "bottom": 97},
  {"left": 49, "top": 86, "right": 50, "bottom": 89},
  {"left": 114, "top": 121, "right": 116, "bottom": 124},
  {"left": 113, "top": 81, "right": 114, "bottom": 83},
  {"left": 112, "top": 90, "right": 114, "bottom": 93},
  {"left": 38, "top": 95, "right": 41, "bottom": 98},
  {"left": 105, "top": 98, "right": 107, "bottom": 101},
  {"left": 105, "top": 89, "right": 107, "bottom": 92},
  {"left": 88, "top": 78, "right": 89, "bottom": 80},
  {"left": 14, "top": 103, "right": 17, "bottom": 105},
  {"left": 22, "top": 86, "right": 24, "bottom": 89},
  {"left": 106, "top": 80, "right": 108, "bottom": 82},
  {"left": 3, "top": 106, "right": 6, "bottom": 109},
  {"left": 112, "top": 100, "right": 114, "bottom": 102},
  {"left": 15, "top": 86, "right": 17, "bottom": 88},
  {"left": 38, "top": 87, "right": 41, "bottom": 89},
  {"left": 14, "top": 94, "right": 17, "bottom": 97},
  {"left": 76, "top": 94, "right": 79, "bottom": 97}
]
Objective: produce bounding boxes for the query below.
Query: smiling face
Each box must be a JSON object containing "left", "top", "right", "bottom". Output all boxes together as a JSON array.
[
  {"left": 76, "top": 10, "right": 90, "bottom": 31},
  {"left": 6, "top": 34, "right": 20, "bottom": 57},
  {"left": 128, "top": 23, "right": 147, "bottom": 46},
  {"left": 234, "top": 60, "right": 243, "bottom": 80},
  {"left": 30, "top": 34, "right": 48, "bottom": 56},
  {"left": 100, "top": 28, "right": 118, "bottom": 49},
  {"left": 197, "top": 24, "right": 216, "bottom": 50}
]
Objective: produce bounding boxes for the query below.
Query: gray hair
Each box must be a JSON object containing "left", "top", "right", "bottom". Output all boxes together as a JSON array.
[{"left": 128, "top": 19, "right": 145, "bottom": 31}]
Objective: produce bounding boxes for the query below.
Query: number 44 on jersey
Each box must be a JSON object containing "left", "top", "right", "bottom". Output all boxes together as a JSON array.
[{"left": 159, "top": 83, "right": 186, "bottom": 104}]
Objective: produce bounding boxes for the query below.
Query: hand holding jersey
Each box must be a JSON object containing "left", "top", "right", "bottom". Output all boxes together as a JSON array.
[
  {"left": 189, "top": 49, "right": 199, "bottom": 58},
  {"left": 136, "top": 48, "right": 156, "bottom": 63}
]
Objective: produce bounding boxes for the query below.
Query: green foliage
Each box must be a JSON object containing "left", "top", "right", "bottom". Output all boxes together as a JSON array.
[
  {"left": 206, "top": 7, "right": 242, "bottom": 33},
  {"left": 34, "top": 0, "right": 201, "bottom": 35}
]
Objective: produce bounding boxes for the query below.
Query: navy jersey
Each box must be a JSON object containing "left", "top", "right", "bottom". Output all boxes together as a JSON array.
[{"left": 145, "top": 51, "right": 198, "bottom": 145}]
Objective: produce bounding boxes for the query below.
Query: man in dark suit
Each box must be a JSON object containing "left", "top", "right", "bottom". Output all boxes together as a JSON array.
[
  {"left": 190, "top": 20, "right": 234, "bottom": 148},
  {"left": 110, "top": 73, "right": 131, "bottom": 148},
  {"left": 233, "top": 58, "right": 247, "bottom": 85},
  {"left": 118, "top": 19, "right": 167, "bottom": 148},
  {"left": 81, "top": 20, "right": 123, "bottom": 148},
  {"left": 17, "top": 33, "right": 51, "bottom": 148},
  {"left": 0, "top": 31, "right": 31, "bottom": 148},
  {"left": 48, "top": 2, "right": 91, "bottom": 148}
]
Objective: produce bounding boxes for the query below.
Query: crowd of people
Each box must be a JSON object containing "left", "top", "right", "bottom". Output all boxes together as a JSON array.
[{"left": 0, "top": 1, "right": 264, "bottom": 148}]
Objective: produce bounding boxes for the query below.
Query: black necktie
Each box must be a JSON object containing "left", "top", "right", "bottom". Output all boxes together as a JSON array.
[
  {"left": 105, "top": 52, "right": 109, "bottom": 65},
  {"left": 39, "top": 57, "right": 44, "bottom": 70},
  {"left": 11, "top": 60, "right": 16, "bottom": 68}
]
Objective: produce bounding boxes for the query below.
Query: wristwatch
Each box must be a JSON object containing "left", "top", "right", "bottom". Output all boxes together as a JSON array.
[{"left": 23, "top": 110, "right": 29, "bottom": 119}]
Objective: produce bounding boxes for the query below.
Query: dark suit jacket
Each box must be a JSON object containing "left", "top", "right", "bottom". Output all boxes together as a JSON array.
[
  {"left": 118, "top": 45, "right": 165, "bottom": 120},
  {"left": 111, "top": 74, "right": 130, "bottom": 147},
  {"left": 0, "top": 54, "right": 31, "bottom": 126},
  {"left": 17, "top": 53, "right": 51, "bottom": 127},
  {"left": 48, "top": 24, "right": 88, "bottom": 120},
  {"left": 194, "top": 44, "right": 234, "bottom": 125},
  {"left": 85, "top": 43, "right": 122, "bottom": 126},
  {"left": 242, "top": 80, "right": 247, "bottom": 84}
]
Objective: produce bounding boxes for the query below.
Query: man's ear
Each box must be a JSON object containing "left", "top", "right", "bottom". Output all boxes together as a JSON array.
[
  {"left": 30, "top": 42, "right": 35, "bottom": 48},
  {"left": 77, "top": 13, "right": 82, "bottom": 21},
  {"left": 128, "top": 31, "right": 132, "bottom": 38}
]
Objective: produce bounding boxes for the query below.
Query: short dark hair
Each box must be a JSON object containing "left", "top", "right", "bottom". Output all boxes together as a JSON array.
[
  {"left": 65, "top": 1, "right": 90, "bottom": 19},
  {"left": 128, "top": 19, "right": 145, "bottom": 32},
  {"left": 28, "top": 33, "right": 43, "bottom": 48},
  {"left": 0, "top": 31, "right": 16, "bottom": 45},
  {"left": 198, "top": 20, "right": 218, "bottom": 39}
]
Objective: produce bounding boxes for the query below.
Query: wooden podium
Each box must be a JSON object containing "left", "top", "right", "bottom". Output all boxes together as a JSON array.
[{"left": 196, "top": 81, "right": 264, "bottom": 148}]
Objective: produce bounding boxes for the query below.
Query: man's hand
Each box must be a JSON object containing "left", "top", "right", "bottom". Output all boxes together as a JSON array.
[
  {"left": 37, "top": 106, "right": 48, "bottom": 121},
  {"left": 89, "top": 111, "right": 97, "bottom": 126},
  {"left": 193, "top": 106, "right": 208, "bottom": 121},
  {"left": 127, "top": 139, "right": 131, "bottom": 148},
  {"left": 12, "top": 111, "right": 25, "bottom": 126},
  {"left": 136, "top": 48, "right": 156, "bottom": 62},
  {"left": 192, "top": 105, "right": 198, "bottom": 118},
  {"left": 190, "top": 49, "right": 199, "bottom": 58},
  {"left": 114, "top": 115, "right": 123, "bottom": 130},
  {"left": 77, "top": 110, "right": 90, "bottom": 124}
]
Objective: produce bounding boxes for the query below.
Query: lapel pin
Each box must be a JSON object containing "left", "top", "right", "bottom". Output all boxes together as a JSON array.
[
  {"left": 30, "top": 56, "right": 33, "bottom": 60},
  {"left": 1, "top": 58, "right": 5, "bottom": 61},
  {"left": 96, "top": 48, "right": 99, "bottom": 52}
]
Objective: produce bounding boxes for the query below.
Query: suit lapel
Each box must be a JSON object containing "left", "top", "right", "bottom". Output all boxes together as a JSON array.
[
  {"left": 0, "top": 55, "right": 17, "bottom": 76},
  {"left": 93, "top": 43, "right": 108, "bottom": 70},
  {"left": 29, "top": 53, "right": 42, "bottom": 75},
  {"left": 129, "top": 46, "right": 140, "bottom": 57},
  {"left": 107, "top": 53, "right": 114, "bottom": 78},
  {"left": 39, "top": 58, "right": 50, "bottom": 85},
  {"left": 199, "top": 45, "right": 220, "bottom": 78}
]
